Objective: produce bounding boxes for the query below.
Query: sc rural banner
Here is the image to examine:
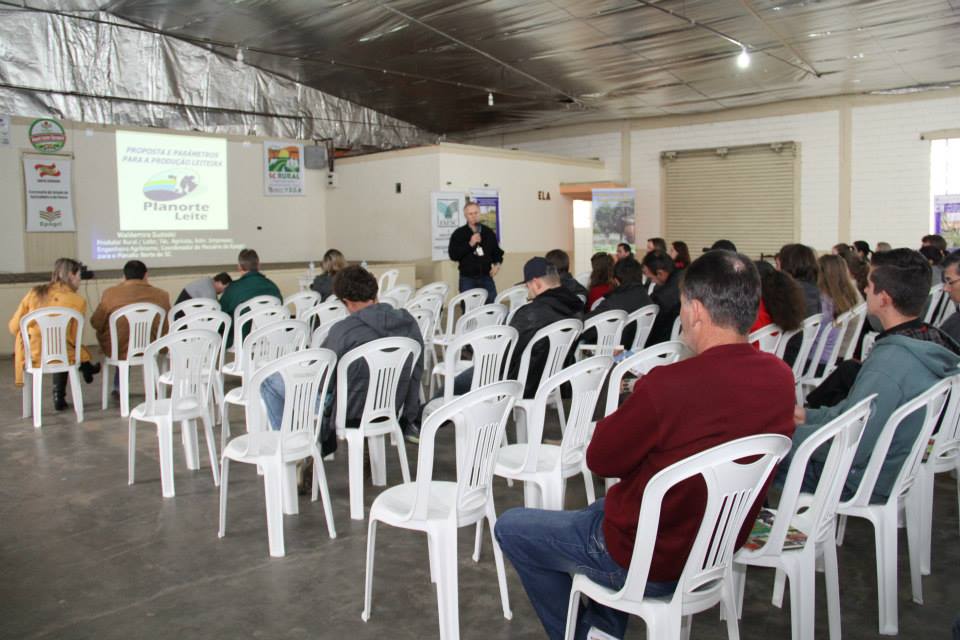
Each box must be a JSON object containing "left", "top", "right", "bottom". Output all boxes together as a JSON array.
[
  {"left": 23, "top": 155, "right": 76, "bottom": 232},
  {"left": 115, "top": 131, "right": 228, "bottom": 231},
  {"left": 263, "top": 141, "right": 305, "bottom": 196}
]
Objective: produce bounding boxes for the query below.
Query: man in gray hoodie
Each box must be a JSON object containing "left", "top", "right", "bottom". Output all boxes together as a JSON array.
[
  {"left": 789, "top": 249, "right": 960, "bottom": 502},
  {"left": 260, "top": 265, "right": 424, "bottom": 452}
]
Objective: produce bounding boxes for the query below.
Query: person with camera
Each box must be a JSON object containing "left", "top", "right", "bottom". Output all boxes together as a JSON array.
[{"left": 8, "top": 258, "right": 100, "bottom": 410}]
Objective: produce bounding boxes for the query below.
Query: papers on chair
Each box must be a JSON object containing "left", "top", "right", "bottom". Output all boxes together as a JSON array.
[{"left": 743, "top": 508, "right": 807, "bottom": 551}]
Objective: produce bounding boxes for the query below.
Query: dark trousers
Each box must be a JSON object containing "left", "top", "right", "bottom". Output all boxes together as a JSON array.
[{"left": 458, "top": 275, "right": 496, "bottom": 304}]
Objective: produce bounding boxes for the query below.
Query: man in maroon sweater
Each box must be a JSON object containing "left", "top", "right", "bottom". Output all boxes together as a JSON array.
[{"left": 495, "top": 250, "right": 796, "bottom": 640}]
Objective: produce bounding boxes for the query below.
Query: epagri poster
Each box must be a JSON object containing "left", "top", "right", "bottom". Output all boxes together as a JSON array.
[
  {"left": 264, "top": 141, "right": 305, "bottom": 196},
  {"left": 431, "top": 191, "right": 466, "bottom": 261},
  {"left": 23, "top": 155, "right": 76, "bottom": 232},
  {"left": 468, "top": 188, "right": 501, "bottom": 241},
  {"left": 592, "top": 188, "right": 636, "bottom": 253}
]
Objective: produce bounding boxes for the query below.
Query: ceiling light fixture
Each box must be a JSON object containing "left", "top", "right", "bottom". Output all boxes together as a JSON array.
[
  {"left": 488, "top": 92, "right": 494, "bottom": 106},
  {"left": 235, "top": 46, "right": 244, "bottom": 63},
  {"left": 737, "top": 47, "right": 751, "bottom": 69}
]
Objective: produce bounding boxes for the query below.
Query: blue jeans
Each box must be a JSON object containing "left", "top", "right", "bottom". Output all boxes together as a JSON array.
[
  {"left": 459, "top": 275, "right": 496, "bottom": 304},
  {"left": 260, "top": 373, "right": 326, "bottom": 431},
  {"left": 495, "top": 499, "right": 676, "bottom": 640}
]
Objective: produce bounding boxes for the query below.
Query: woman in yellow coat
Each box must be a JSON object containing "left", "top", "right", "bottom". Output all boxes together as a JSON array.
[{"left": 9, "top": 258, "right": 99, "bottom": 410}]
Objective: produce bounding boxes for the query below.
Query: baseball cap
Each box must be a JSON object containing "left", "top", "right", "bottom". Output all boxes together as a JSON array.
[{"left": 518, "top": 257, "right": 551, "bottom": 284}]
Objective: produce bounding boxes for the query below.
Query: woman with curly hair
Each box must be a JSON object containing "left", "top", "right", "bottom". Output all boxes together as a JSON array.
[{"left": 751, "top": 261, "right": 806, "bottom": 334}]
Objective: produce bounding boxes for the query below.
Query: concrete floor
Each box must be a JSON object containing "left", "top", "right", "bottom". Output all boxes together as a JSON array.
[{"left": 1, "top": 358, "right": 957, "bottom": 639}]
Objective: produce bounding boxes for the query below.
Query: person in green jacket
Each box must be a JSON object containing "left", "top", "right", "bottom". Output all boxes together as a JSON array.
[
  {"left": 790, "top": 249, "right": 960, "bottom": 503},
  {"left": 219, "top": 248, "right": 282, "bottom": 348}
]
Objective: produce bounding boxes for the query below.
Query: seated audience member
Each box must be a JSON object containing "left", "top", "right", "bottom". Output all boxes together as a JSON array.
[
  {"left": 91, "top": 260, "right": 171, "bottom": 361},
  {"left": 750, "top": 261, "right": 805, "bottom": 335},
  {"left": 645, "top": 237, "right": 667, "bottom": 254},
  {"left": 219, "top": 248, "right": 283, "bottom": 347},
  {"left": 920, "top": 244, "right": 946, "bottom": 286},
  {"left": 8, "top": 258, "right": 100, "bottom": 410},
  {"left": 261, "top": 265, "right": 424, "bottom": 449},
  {"left": 668, "top": 240, "right": 691, "bottom": 270},
  {"left": 938, "top": 251, "right": 960, "bottom": 344},
  {"left": 832, "top": 243, "right": 853, "bottom": 257},
  {"left": 922, "top": 234, "right": 948, "bottom": 254},
  {"left": 614, "top": 242, "right": 633, "bottom": 262},
  {"left": 875, "top": 241, "right": 893, "bottom": 253},
  {"left": 588, "top": 257, "right": 652, "bottom": 348},
  {"left": 812, "top": 254, "right": 862, "bottom": 368},
  {"left": 641, "top": 250, "right": 681, "bottom": 346},
  {"left": 310, "top": 248, "right": 346, "bottom": 300},
  {"left": 495, "top": 250, "right": 795, "bottom": 640},
  {"left": 175, "top": 272, "right": 231, "bottom": 305},
  {"left": 708, "top": 239, "right": 737, "bottom": 253},
  {"left": 853, "top": 240, "right": 873, "bottom": 262},
  {"left": 545, "top": 249, "right": 587, "bottom": 306},
  {"left": 789, "top": 249, "right": 960, "bottom": 502},
  {"left": 777, "top": 243, "right": 822, "bottom": 364},
  {"left": 586, "top": 252, "right": 615, "bottom": 310}
]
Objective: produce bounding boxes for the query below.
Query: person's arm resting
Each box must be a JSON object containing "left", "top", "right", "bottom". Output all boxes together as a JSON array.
[{"left": 587, "top": 381, "right": 662, "bottom": 478}]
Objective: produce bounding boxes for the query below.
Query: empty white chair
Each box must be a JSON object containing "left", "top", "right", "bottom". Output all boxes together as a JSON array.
[
  {"left": 431, "top": 304, "right": 507, "bottom": 381},
  {"left": 284, "top": 290, "right": 321, "bottom": 320},
  {"left": 377, "top": 268, "right": 399, "bottom": 294},
  {"left": 219, "top": 349, "right": 338, "bottom": 557},
  {"left": 495, "top": 285, "right": 530, "bottom": 323},
  {"left": 235, "top": 294, "right": 282, "bottom": 319},
  {"left": 383, "top": 284, "right": 414, "bottom": 306},
  {"left": 378, "top": 294, "right": 400, "bottom": 309},
  {"left": 415, "top": 281, "right": 449, "bottom": 302},
  {"left": 574, "top": 271, "right": 590, "bottom": 290},
  {"left": 577, "top": 309, "right": 627, "bottom": 358},
  {"left": 912, "top": 372, "right": 960, "bottom": 576},
  {"left": 19, "top": 307, "right": 86, "bottom": 428},
  {"left": 439, "top": 288, "right": 488, "bottom": 344},
  {"left": 495, "top": 356, "right": 612, "bottom": 510},
  {"left": 748, "top": 323, "right": 785, "bottom": 355},
  {"left": 425, "top": 325, "right": 518, "bottom": 422},
  {"left": 222, "top": 320, "right": 309, "bottom": 449},
  {"left": 563, "top": 433, "right": 792, "bottom": 640},
  {"left": 167, "top": 297, "right": 219, "bottom": 325},
  {"left": 511, "top": 318, "right": 583, "bottom": 443},
  {"left": 797, "top": 308, "right": 856, "bottom": 400},
  {"left": 362, "top": 381, "right": 521, "bottom": 640},
  {"left": 407, "top": 306, "right": 437, "bottom": 396},
  {"left": 836, "top": 378, "right": 952, "bottom": 635},
  {"left": 734, "top": 395, "right": 874, "bottom": 640},
  {"left": 223, "top": 305, "right": 289, "bottom": 379},
  {"left": 623, "top": 304, "right": 659, "bottom": 352},
  {"left": 301, "top": 299, "right": 348, "bottom": 329},
  {"left": 101, "top": 302, "right": 167, "bottom": 417},
  {"left": 337, "top": 336, "right": 421, "bottom": 520},
  {"left": 128, "top": 329, "right": 221, "bottom": 498},
  {"left": 166, "top": 310, "right": 231, "bottom": 423}
]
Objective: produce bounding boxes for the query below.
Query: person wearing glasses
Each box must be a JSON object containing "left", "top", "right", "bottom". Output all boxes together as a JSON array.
[{"left": 939, "top": 251, "right": 960, "bottom": 344}]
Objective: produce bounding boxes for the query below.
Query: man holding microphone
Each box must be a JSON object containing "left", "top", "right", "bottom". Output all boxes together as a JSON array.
[{"left": 448, "top": 201, "right": 504, "bottom": 303}]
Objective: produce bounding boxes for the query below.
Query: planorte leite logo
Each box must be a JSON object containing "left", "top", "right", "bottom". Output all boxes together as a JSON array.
[
  {"left": 34, "top": 162, "right": 61, "bottom": 177},
  {"left": 39, "top": 206, "right": 61, "bottom": 222},
  {"left": 143, "top": 171, "right": 199, "bottom": 202}
]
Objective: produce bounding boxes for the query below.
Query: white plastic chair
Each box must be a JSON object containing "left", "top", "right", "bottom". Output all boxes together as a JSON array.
[
  {"left": 219, "top": 348, "right": 338, "bottom": 557},
  {"left": 574, "top": 271, "right": 590, "bottom": 289},
  {"left": 623, "top": 304, "right": 659, "bottom": 352},
  {"left": 383, "top": 284, "right": 413, "bottom": 306},
  {"left": 835, "top": 378, "right": 952, "bottom": 635},
  {"left": 284, "top": 290, "right": 321, "bottom": 320},
  {"left": 912, "top": 372, "right": 960, "bottom": 576},
  {"left": 19, "top": 307, "right": 86, "bottom": 428},
  {"left": 439, "top": 288, "right": 488, "bottom": 343},
  {"left": 301, "top": 299, "right": 347, "bottom": 329},
  {"left": 415, "top": 281, "right": 449, "bottom": 302},
  {"left": 577, "top": 309, "right": 627, "bottom": 358},
  {"left": 791, "top": 314, "right": 824, "bottom": 403},
  {"left": 563, "top": 434, "right": 792, "bottom": 640},
  {"left": 494, "top": 356, "right": 612, "bottom": 510},
  {"left": 223, "top": 305, "right": 290, "bottom": 379},
  {"left": 234, "top": 294, "right": 282, "bottom": 319},
  {"left": 431, "top": 304, "right": 507, "bottom": 386},
  {"left": 425, "top": 325, "right": 518, "bottom": 421},
  {"left": 310, "top": 317, "right": 346, "bottom": 348},
  {"left": 495, "top": 285, "right": 530, "bottom": 323},
  {"left": 362, "top": 381, "right": 521, "bottom": 640},
  {"left": 168, "top": 297, "right": 219, "bottom": 325},
  {"left": 798, "top": 309, "right": 856, "bottom": 400},
  {"left": 101, "top": 302, "right": 167, "bottom": 417},
  {"left": 923, "top": 283, "right": 945, "bottom": 324},
  {"left": 378, "top": 294, "right": 400, "bottom": 309},
  {"left": 337, "top": 336, "right": 421, "bottom": 520},
  {"left": 128, "top": 329, "right": 221, "bottom": 498},
  {"left": 222, "top": 320, "right": 309, "bottom": 449},
  {"left": 734, "top": 396, "right": 874, "bottom": 640},
  {"left": 839, "top": 302, "right": 868, "bottom": 361},
  {"left": 407, "top": 306, "right": 437, "bottom": 398},
  {"left": 936, "top": 296, "right": 957, "bottom": 327},
  {"left": 166, "top": 310, "right": 231, "bottom": 423},
  {"left": 377, "top": 269, "right": 399, "bottom": 294},
  {"left": 860, "top": 331, "right": 879, "bottom": 360},
  {"left": 748, "top": 323, "right": 785, "bottom": 355},
  {"left": 669, "top": 315, "right": 682, "bottom": 341},
  {"left": 511, "top": 318, "right": 583, "bottom": 443}
]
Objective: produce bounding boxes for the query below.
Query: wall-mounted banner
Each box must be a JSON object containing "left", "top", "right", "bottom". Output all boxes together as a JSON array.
[
  {"left": 934, "top": 194, "right": 960, "bottom": 248},
  {"left": 23, "top": 155, "right": 75, "bottom": 232},
  {"left": 431, "top": 191, "right": 466, "bottom": 261},
  {"left": 0, "top": 115, "right": 10, "bottom": 146},
  {"left": 468, "top": 187, "right": 502, "bottom": 241},
  {"left": 29, "top": 118, "right": 66, "bottom": 153},
  {"left": 592, "top": 188, "right": 636, "bottom": 254},
  {"left": 264, "top": 141, "right": 305, "bottom": 196}
]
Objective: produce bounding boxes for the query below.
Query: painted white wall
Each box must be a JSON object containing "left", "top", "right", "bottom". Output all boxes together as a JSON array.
[
  {"left": 492, "top": 132, "right": 623, "bottom": 183},
  {"left": 850, "top": 95, "right": 960, "bottom": 247}
]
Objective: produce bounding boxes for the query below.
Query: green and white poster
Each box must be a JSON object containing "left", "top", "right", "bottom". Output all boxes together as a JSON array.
[
  {"left": 592, "top": 188, "right": 636, "bottom": 254},
  {"left": 431, "top": 191, "right": 465, "bottom": 261},
  {"left": 264, "top": 141, "right": 305, "bottom": 196}
]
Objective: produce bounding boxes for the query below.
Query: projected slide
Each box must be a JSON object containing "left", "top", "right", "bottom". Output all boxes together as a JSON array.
[{"left": 116, "top": 131, "right": 228, "bottom": 231}]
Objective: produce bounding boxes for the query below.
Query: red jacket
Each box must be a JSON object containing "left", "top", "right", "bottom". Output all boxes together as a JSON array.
[{"left": 587, "top": 342, "right": 795, "bottom": 581}]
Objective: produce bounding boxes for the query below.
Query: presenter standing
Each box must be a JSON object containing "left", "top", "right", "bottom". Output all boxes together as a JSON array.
[{"left": 448, "top": 201, "right": 503, "bottom": 303}]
